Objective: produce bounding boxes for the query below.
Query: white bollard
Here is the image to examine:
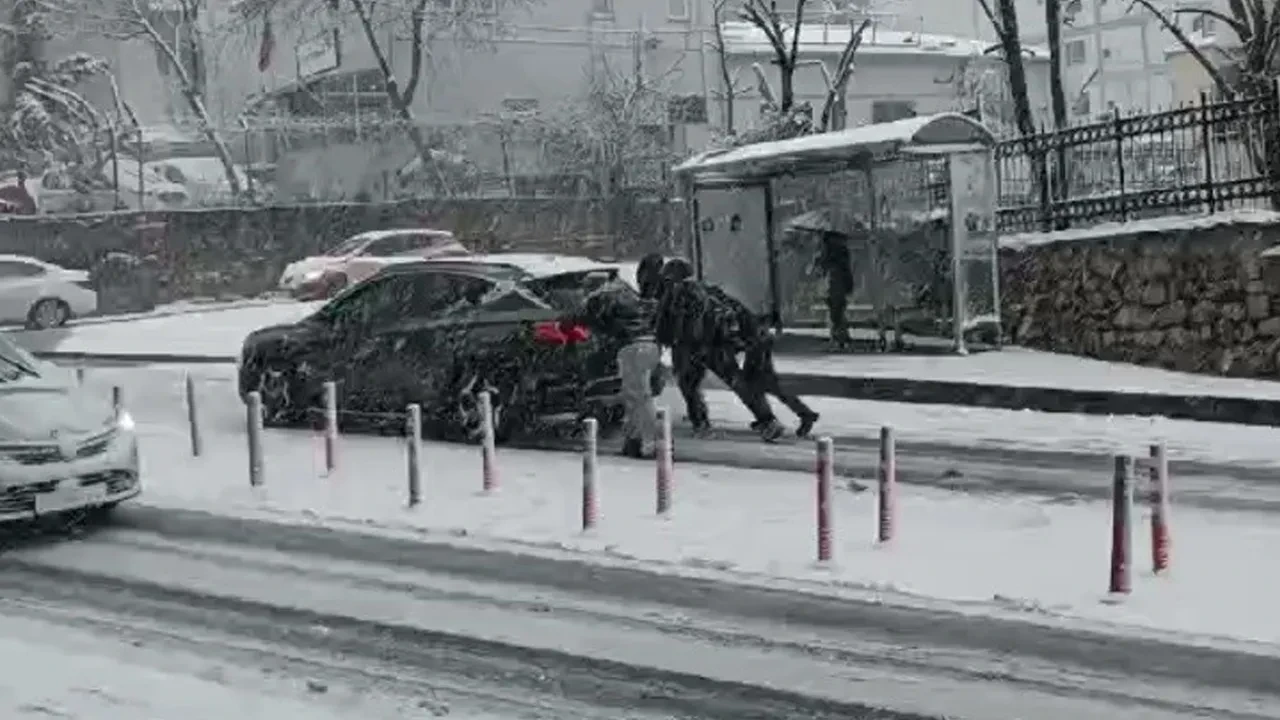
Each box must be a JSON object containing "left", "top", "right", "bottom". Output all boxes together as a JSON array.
[
  {"left": 322, "top": 380, "right": 338, "bottom": 473},
  {"left": 479, "top": 390, "right": 498, "bottom": 493},
  {"left": 185, "top": 373, "right": 202, "bottom": 457},
  {"left": 655, "top": 407, "right": 673, "bottom": 515},
  {"left": 246, "top": 391, "right": 264, "bottom": 487},
  {"left": 582, "top": 417, "right": 598, "bottom": 531},
  {"left": 406, "top": 404, "right": 422, "bottom": 508}
]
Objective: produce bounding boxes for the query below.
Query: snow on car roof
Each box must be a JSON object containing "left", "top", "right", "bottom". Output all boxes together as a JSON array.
[
  {"left": 348, "top": 228, "right": 455, "bottom": 243},
  {"left": 427, "top": 253, "right": 619, "bottom": 278}
]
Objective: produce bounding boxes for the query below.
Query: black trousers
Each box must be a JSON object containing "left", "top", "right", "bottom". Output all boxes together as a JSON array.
[
  {"left": 672, "top": 343, "right": 772, "bottom": 428},
  {"left": 741, "top": 335, "right": 814, "bottom": 422}
]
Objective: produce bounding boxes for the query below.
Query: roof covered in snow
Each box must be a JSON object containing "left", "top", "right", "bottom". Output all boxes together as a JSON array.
[
  {"left": 427, "top": 253, "right": 620, "bottom": 279},
  {"left": 718, "top": 21, "right": 1049, "bottom": 60},
  {"left": 674, "top": 112, "right": 995, "bottom": 181}
]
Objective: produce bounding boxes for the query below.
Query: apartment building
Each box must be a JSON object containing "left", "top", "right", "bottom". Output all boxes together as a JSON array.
[{"left": 1010, "top": 0, "right": 1226, "bottom": 117}]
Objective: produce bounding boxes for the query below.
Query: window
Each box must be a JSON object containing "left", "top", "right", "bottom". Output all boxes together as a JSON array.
[
  {"left": 1191, "top": 14, "right": 1215, "bottom": 34},
  {"left": 591, "top": 0, "right": 613, "bottom": 17},
  {"left": 0, "top": 260, "right": 44, "bottom": 278},
  {"left": 667, "top": 0, "right": 690, "bottom": 20},
  {"left": 1066, "top": 39, "right": 1087, "bottom": 65},
  {"left": 871, "top": 100, "right": 916, "bottom": 123}
]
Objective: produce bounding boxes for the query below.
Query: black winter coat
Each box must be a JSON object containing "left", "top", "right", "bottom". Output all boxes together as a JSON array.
[{"left": 562, "top": 281, "right": 656, "bottom": 345}]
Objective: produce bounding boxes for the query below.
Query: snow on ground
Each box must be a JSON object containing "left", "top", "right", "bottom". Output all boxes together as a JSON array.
[
  {"left": 18, "top": 298, "right": 1280, "bottom": 401},
  {"left": 123, "top": 370, "right": 1280, "bottom": 646},
  {"left": 773, "top": 345, "right": 1280, "bottom": 399},
  {"left": 0, "top": 611, "right": 475, "bottom": 720},
  {"left": 105, "top": 363, "right": 1280, "bottom": 470}
]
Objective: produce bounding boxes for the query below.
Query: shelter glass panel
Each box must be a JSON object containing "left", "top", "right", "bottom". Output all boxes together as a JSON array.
[{"left": 948, "top": 152, "right": 1001, "bottom": 336}]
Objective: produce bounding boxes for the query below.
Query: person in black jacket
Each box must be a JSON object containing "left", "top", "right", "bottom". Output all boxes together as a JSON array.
[
  {"left": 813, "top": 229, "right": 854, "bottom": 347},
  {"left": 655, "top": 258, "right": 793, "bottom": 440},
  {"left": 561, "top": 272, "right": 661, "bottom": 458}
]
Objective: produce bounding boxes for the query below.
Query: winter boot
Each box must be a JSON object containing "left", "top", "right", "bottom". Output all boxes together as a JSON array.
[
  {"left": 796, "top": 411, "right": 819, "bottom": 439},
  {"left": 756, "top": 419, "right": 785, "bottom": 443}
]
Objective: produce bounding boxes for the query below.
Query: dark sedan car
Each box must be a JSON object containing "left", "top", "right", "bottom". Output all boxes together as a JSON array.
[{"left": 238, "top": 253, "right": 636, "bottom": 442}]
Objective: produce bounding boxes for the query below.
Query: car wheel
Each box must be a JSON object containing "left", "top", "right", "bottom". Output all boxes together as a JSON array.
[
  {"left": 251, "top": 361, "right": 302, "bottom": 427},
  {"left": 451, "top": 374, "right": 517, "bottom": 444},
  {"left": 25, "top": 298, "right": 69, "bottom": 330}
]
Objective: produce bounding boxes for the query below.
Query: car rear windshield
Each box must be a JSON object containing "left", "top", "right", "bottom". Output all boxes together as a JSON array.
[
  {"left": 0, "top": 333, "right": 40, "bottom": 381},
  {"left": 523, "top": 270, "right": 624, "bottom": 311}
]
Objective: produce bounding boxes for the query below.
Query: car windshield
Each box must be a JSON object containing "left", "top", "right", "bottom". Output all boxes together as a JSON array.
[
  {"left": 324, "top": 235, "right": 371, "bottom": 257},
  {"left": 0, "top": 333, "right": 40, "bottom": 381},
  {"left": 524, "top": 269, "right": 621, "bottom": 312}
]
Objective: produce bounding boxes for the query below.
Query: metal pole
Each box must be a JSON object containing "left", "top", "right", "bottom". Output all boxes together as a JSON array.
[
  {"left": 406, "top": 404, "right": 422, "bottom": 508},
  {"left": 816, "top": 436, "right": 834, "bottom": 563},
  {"left": 877, "top": 426, "right": 896, "bottom": 543},
  {"left": 247, "top": 391, "right": 264, "bottom": 487},
  {"left": 479, "top": 391, "right": 498, "bottom": 493},
  {"left": 1149, "top": 442, "right": 1171, "bottom": 574},
  {"left": 323, "top": 380, "right": 338, "bottom": 473},
  {"left": 185, "top": 373, "right": 202, "bottom": 457},
  {"left": 655, "top": 406, "right": 673, "bottom": 516},
  {"left": 582, "top": 417, "right": 598, "bottom": 531},
  {"left": 1109, "top": 454, "right": 1134, "bottom": 594}
]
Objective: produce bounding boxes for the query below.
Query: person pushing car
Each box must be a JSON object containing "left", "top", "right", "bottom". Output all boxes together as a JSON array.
[{"left": 560, "top": 270, "right": 661, "bottom": 458}]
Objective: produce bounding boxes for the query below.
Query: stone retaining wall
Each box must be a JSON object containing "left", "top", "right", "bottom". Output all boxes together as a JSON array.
[{"left": 999, "top": 212, "right": 1280, "bottom": 378}]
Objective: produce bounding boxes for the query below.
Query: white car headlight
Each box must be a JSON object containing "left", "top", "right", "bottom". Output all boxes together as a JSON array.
[{"left": 116, "top": 410, "right": 135, "bottom": 431}]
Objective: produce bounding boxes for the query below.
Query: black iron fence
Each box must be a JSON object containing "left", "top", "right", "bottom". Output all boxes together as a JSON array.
[{"left": 995, "top": 84, "right": 1280, "bottom": 233}]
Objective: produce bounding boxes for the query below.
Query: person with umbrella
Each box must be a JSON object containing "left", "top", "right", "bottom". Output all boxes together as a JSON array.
[{"left": 790, "top": 209, "right": 857, "bottom": 349}]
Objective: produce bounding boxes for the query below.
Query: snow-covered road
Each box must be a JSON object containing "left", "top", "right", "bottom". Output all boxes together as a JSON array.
[{"left": 3, "top": 517, "right": 1272, "bottom": 720}]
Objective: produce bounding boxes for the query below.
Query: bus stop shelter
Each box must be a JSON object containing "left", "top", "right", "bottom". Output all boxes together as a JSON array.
[{"left": 672, "top": 112, "right": 1001, "bottom": 353}]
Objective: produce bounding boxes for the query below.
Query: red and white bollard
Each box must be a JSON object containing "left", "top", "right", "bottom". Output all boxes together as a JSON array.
[
  {"left": 815, "top": 436, "right": 834, "bottom": 564},
  {"left": 877, "top": 426, "right": 896, "bottom": 544},
  {"left": 1148, "top": 442, "right": 1171, "bottom": 574},
  {"left": 582, "top": 418, "right": 598, "bottom": 531},
  {"left": 479, "top": 391, "right": 498, "bottom": 493},
  {"left": 655, "top": 407, "right": 673, "bottom": 516},
  {"left": 1109, "top": 454, "right": 1135, "bottom": 595}
]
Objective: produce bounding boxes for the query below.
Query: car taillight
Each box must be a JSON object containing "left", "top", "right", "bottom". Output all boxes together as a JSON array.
[
  {"left": 73, "top": 280, "right": 94, "bottom": 290},
  {"left": 533, "top": 321, "right": 590, "bottom": 345}
]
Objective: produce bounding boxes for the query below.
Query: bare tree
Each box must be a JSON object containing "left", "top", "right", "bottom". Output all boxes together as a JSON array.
[
  {"left": 1126, "top": 0, "right": 1280, "bottom": 205},
  {"left": 738, "top": 0, "right": 810, "bottom": 114},
  {"left": 1044, "top": 0, "right": 1069, "bottom": 222},
  {"left": 51, "top": 0, "right": 242, "bottom": 195},
  {"left": 237, "top": 0, "right": 538, "bottom": 197},
  {"left": 530, "top": 58, "right": 683, "bottom": 196},
  {"left": 708, "top": 0, "right": 750, "bottom": 135},
  {"left": 815, "top": 18, "right": 869, "bottom": 131},
  {"left": 977, "top": 0, "right": 1051, "bottom": 226}
]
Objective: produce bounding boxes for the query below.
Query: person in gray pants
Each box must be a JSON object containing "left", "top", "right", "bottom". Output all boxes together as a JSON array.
[{"left": 561, "top": 273, "right": 661, "bottom": 458}]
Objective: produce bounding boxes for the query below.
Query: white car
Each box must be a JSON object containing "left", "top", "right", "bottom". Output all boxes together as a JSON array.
[
  {"left": 0, "top": 255, "right": 97, "bottom": 329},
  {"left": 278, "top": 229, "right": 469, "bottom": 300},
  {"left": 0, "top": 335, "right": 140, "bottom": 521},
  {"left": 32, "top": 158, "right": 188, "bottom": 214},
  {"left": 145, "top": 157, "right": 253, "bottom": 207}
]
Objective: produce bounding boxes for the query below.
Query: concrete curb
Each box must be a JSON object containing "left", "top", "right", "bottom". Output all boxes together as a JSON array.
[
  {"left": 113, "top": 504, "right": 1280, "bottom": 696},
  {"left": 34, "top": 350, "right": 238, "bottom": 364},
  {"left": 782, "top": 371, "right": 1280, "bottom": 427}
]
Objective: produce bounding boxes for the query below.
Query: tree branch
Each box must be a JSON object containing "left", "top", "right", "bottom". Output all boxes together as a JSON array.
[
  {"left": 400, "top": 0, "right": 430, "bottom": 106},
  {"left": 1128, "top": 0, "right": 1233, "bottom": 95}
]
